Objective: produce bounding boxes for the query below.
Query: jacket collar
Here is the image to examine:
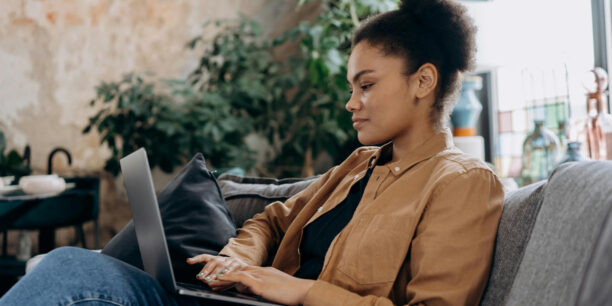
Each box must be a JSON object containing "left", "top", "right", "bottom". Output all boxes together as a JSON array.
[{"left": 367, "top": 129, "right": 454, "bottom": 176}]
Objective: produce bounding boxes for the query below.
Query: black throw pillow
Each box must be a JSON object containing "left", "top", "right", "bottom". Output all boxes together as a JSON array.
[
  {"left": 101, "top": 153, "right": 237, "bottom": 282},
  {"left": 217, "top": 174, "right": 318, "bottom": 228}
]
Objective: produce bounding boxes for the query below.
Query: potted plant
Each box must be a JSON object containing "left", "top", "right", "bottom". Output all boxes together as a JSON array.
[
  {"left": 186, "top": 0, "right": 396, "bottom": 177},
  {"left": 83, "top": 74, "right": 255, "bottom": 176},
  {"left": 0, "top": 130, "right": 31, "bottom": 185}
]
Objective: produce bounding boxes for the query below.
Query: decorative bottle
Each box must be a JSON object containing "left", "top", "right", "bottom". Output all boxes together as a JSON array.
[
  {"left": 583, "top": 67, "right": 612, "bottom": 160},
  {"left": 451, "top": 76, "right": 483, "bottom": 136},
  {"left": 521, "top": 120, "right": 561, "bottom": 185},
  {"left": 558, "top": 141, "right": 587, "bottom": 165}
]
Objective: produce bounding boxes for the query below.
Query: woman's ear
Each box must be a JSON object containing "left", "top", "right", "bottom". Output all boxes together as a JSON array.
[{"left": 415, "top": 63, "right": 438, "bottom": 99}]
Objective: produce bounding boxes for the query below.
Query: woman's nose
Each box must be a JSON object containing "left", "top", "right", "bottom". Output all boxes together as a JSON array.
[{"left": 345, "top": 94, "right": 360, "bottom": 112}]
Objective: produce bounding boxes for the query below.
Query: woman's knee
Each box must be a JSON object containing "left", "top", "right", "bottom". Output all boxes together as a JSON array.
[
  {"left": 46, "top": 246, "right": 90, "bottom": 257},
  {"left": 40, "top": 246, "right": 97, "bottom": 267}
]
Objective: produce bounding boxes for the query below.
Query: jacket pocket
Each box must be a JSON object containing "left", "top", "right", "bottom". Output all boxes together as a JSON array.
[{"left": 336, "top": 214, "right": 413, "bottom": 285}]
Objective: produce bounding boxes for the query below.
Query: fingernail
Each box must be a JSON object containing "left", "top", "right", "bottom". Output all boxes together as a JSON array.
[
  {"left": 197, "top": 273, "right": 204, "bottom": 279},
  {"left": 216, "top": 273, "right": 223, "bottom": 277},
  {"left": 221, "top": 269, "right": 228, "bottom": 274}
]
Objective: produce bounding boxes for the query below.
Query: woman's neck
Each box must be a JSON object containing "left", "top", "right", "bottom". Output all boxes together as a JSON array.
[{"left": 390, "top": 123, "right": 436, "bottom": 163}]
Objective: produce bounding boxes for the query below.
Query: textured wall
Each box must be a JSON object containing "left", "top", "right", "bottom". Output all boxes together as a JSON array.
[{"left": 0, "top": 0, "right": 318, "bottom": 252}]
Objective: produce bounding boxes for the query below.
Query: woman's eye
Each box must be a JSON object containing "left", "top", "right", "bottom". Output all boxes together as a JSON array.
[
  {"left": 348, "top": 84, "right": 372, "bottom": 94},
  {"left": 361, "top": 84, "right": 372, "bottom": 91}
]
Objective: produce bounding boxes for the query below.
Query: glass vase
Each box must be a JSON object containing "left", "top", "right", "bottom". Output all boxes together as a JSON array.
[
  {"left": 558, "top": 141, "right": 587, "bottom": 165},
  {"left": 451, "top": 76, "right": 483, "bottom": 136},
  {"left": 521, "top": 120, "right": 561, "bottom": 185}
]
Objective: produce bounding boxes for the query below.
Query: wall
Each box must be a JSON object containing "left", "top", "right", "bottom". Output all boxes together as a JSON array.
[{"left": 0, "top": 0, "right": 318, "bottom": 252}]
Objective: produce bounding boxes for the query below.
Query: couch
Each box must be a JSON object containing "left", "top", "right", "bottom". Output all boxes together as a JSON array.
[{"left": 26, "top": 160, "right": 612, "bottom": 305}]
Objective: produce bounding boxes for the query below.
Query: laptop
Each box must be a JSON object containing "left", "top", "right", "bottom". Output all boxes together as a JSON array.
[{"left": 120, "top": 148, "right": 279, "bottom": 306}]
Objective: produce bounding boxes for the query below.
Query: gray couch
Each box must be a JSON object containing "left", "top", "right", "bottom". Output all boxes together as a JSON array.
[
  {"left": 218, "top": 161, "right": 612, "bottom": 305},
  {"left": 27, "top": 161, "right": 612, "bottom": 305},
  {"left": 480, "top": 161, "right": 612, "bottom": 305}
]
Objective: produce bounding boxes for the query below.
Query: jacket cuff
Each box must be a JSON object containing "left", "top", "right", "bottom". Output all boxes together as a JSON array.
[{"left": 303, "top": 280, "right": 350, "bottom": 306}]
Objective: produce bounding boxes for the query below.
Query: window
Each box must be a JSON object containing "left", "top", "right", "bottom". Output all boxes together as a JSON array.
[{"left": 464, "top": 0, "right": 594, "bottom": 178}]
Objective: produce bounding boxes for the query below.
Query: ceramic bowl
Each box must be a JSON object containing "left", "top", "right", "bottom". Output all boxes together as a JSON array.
[
  {"left": 19, "top": 175, "right": 66, "bottom": 195},
  {"left": 0, "top": 176, "right": 14, "bottom": 186}
]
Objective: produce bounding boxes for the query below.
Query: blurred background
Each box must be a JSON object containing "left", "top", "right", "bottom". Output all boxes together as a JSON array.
[{"left": 0, "top": 0, "right": 606, "bottom": 294}]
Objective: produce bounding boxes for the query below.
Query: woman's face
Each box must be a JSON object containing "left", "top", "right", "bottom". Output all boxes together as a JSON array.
[{"left": 346, "top": 42, "right": 433, "bottom": 146}]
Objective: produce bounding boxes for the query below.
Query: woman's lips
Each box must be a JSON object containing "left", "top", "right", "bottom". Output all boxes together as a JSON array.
[{"left": 352, "top": 118, "right": 367, "bottom": 129}]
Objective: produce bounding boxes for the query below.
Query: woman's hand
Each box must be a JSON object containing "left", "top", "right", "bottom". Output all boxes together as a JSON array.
[
  {"left": 218, "top": 266, "right": 315, "bottom": 306},
  {"left": 186, "top": 254, "right": 248, "bottom": 290}
]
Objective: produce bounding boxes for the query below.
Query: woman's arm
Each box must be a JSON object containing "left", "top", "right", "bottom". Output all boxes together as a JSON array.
[
  {"left": 218, "top": 165, "right": 338, "bottom": 266},
  {"left": 188, "top": 168, "right": 339, "bottom": 289}
]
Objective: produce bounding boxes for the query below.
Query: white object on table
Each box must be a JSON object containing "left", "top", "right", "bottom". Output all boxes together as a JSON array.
[
  {"left": 453, "top": 136, "right": 485, "bottom": 161},
  {"left": 18, "top": 174, "right": 66, "bottom": 195},
  {"left": 0, "top": 176, "right": 15, "bottom": 189}
]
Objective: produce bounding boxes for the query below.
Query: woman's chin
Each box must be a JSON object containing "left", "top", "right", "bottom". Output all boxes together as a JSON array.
[{"left": 357, "top": 134, "right": 382, "bottom": 146}]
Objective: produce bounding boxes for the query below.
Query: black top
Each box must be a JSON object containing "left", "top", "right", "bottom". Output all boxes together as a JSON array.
[{"left": 293, "top": 167, "right": 373, "bottom": 279}]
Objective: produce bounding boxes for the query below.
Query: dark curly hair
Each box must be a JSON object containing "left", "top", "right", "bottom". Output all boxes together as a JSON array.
[{"left": 352, "top": 0, "right": 477, "bottom": 131}]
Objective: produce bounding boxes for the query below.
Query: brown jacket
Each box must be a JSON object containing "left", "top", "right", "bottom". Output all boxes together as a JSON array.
[{"left": 220, "top": 131, "right": 504, "bottom": 305}]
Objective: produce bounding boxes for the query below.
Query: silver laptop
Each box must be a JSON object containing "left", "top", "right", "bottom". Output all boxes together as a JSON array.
[{"left": 120, "top": 148, "right": 279, "bottom": 306}]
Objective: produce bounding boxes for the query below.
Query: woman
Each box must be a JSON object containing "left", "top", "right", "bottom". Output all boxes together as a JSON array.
[{"left": 0, "top": 0, "right": 503, "bottom": 305}]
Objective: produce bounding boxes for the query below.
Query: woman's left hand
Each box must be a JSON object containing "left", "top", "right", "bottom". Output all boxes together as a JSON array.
[{"left": 218, "top": 266, "right": 315, "bottom": 306}]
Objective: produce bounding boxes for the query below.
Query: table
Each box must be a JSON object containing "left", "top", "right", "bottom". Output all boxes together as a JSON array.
[{"left": 0, "top": 183, "right": 77, "bottom": 255}]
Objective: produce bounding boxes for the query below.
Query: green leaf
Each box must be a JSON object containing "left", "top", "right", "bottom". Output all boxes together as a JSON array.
[
  {"left": 104, "top": 158, "right": 121, "bottom": 176},
  {"left": 6, "top": 150, "right": 24, "bottom": 166},
  {"left": 0, "top": 131, "right": 5, "bottom": 154},
  {"left": 324, "top": 49, "right": 344, "bottom": 75},
  {"left": 186, "top": 36, "right": 202, "bottom": 49}
]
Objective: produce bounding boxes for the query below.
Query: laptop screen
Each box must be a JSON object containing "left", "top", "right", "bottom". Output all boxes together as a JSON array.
[{"left": 120, "top": 148, "right": 177, "bottom": 292}]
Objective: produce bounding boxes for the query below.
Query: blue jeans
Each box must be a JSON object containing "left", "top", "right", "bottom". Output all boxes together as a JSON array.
[{"left": 0, "top": 247, "right": 201, "bottom": 305}]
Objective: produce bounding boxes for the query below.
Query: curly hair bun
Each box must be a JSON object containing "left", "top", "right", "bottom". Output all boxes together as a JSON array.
[{"left": 398, "top": 0, "right": 476, "bottom": 72}]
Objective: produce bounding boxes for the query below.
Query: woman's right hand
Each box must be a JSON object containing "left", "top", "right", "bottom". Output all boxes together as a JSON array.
[{"left": 186, "top": 254, "right": 248, "bottom": 290}]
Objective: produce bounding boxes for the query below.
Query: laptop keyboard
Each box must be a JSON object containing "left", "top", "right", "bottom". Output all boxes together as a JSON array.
[{"left": 176, "top": 281, "right": 263, "bottom": 301}]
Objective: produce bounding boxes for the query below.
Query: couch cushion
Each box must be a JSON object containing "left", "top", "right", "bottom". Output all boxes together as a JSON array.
[
  {"left": 480, "top": 180, "right": 546, "bottom": 306},
  {"left": 102, "top": 153, "right": 236, "bottom": 282},
  {"left": 575, "top": 200, "right": 612, "bottom": 305},
  {"left": 217, "top": 174, "right": 318, "bottom": 228},
  {"left": 504, "top": 161, "right": 612, "bottom": 305}
]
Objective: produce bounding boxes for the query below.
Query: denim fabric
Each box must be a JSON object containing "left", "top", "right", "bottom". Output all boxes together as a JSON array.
[{"left": 0, "top": 247, "right": 199, "bottom": 306}]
